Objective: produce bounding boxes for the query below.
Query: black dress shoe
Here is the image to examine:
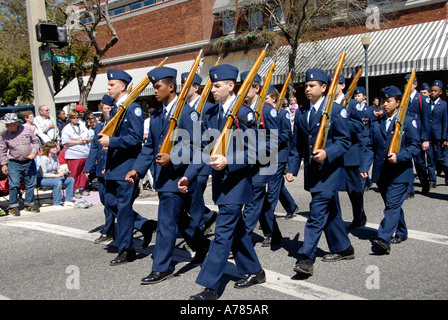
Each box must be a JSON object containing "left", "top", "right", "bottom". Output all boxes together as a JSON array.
[
  {"left": 94, "top": 234, "right": 114, "bottom": 244},
  {"left": 110, "top": 249, "right": 136, "bottom": 266},
  {"left": 190, "top": 241, "right": 210, "bottom": 265},
  {"left": 141, "top": 219, "right": 157, "bottom": 249},
  {"left": 285, "top": 205, "right": 299, "bottom": 219},
  {"left": 372, "top": 238, "right": 391, "bottom": 255},
  {"left": 141, "top": 270, "right": 173, "bottom": 285},
  {"left": 429, "top": 183, "right": 436, "bottom": 189},
  {"left": 349, "top": 216, "right": 367, "bottom": 228},
  {"left": 322, "top": 246, "right": 355, "bottom": 262},
  {"left": 391, "top": 236, "right": 407, "bottom": 244},
  {"left": 293, "top": 257, "right": 313, "bottom": 275},
  {"left": 189, "top": 288, "right": 218, "bottom": 300},
  {"left": 234, "top": 269, "right": 266, "bottom": 289}
]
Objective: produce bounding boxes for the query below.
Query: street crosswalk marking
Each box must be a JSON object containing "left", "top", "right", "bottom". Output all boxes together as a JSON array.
[{"left": 134, "top": 199, "right": 448, "bottom": 246}]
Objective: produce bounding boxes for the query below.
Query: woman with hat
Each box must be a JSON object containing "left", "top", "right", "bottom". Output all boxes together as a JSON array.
[{"left": 61, "top": 111, "right": 92, "bottom": 198}]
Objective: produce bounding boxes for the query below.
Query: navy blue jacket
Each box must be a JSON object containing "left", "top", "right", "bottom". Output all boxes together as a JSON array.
[
  {"left": 200, "top": 102, "right": 256, "bottom": 205},
  {"left": 288, "top": 100, "right": 351, "bottom": 192},
  {"left": 429, "top": 98, "right": 448, "bottom": 141},
  {"left": 133, "top": 99, "right": 201, "bottom": 193},
  {"left": 104, "top": 102, "right": 144, "bottom": 180},
  {"left": 84, "top": 120, "right": 107, "bottom": 177},
  {"left": 361, "top": 114, "right": 420, "bottom": 184}
]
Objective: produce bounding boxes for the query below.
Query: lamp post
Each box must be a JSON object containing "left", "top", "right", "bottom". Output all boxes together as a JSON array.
[{"left": 361, "top": 33, "right": 371, "bottom": 107}]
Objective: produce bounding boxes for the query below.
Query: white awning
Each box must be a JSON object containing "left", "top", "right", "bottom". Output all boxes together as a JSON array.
[
  {"left": 212, "top": 0, "right": 236, "bottom": 14},
  {"left": 55, "top": 59, "right": 196, "bottom": 104},
  {"left": 258, "top": 19, "right": 448, "bottom": 84}
]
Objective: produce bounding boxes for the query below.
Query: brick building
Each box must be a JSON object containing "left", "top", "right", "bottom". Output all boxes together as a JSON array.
[{"left": 55, "top": 0, "right": 448, "bottom": 109}]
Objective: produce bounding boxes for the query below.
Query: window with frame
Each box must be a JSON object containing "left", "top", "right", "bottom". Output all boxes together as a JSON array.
[
  {"left": 248, "top": 10, "right": 263, "bottom": 30},
  {"left": 222, "top": 12, "right": 235, "bottom": 35},
  {"left": 270, "top": 6, "right": 285, "bottom": 26}
]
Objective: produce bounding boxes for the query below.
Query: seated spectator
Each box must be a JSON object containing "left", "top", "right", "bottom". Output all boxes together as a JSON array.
[
  {"left": 37, "top": 141, "right": 75, "bottom": 208},
  {"left": 61, "top": 111, "right": 92, "bottom": 198},
  {"left": 0, "top": 113, "right": 40, "bottom": 216}
]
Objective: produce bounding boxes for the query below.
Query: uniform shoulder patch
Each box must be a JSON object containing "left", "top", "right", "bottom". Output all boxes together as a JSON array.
[
  {"left": 190, "top": 112, "right": 199, "bottom": 121},
  {"left": 270, "top": 108, "right": 278, "bottom": 118},
  {"left": 134, "top": 107, "right": 142, "bottom": 117},
  {"left": 247, "top": 111, "right": 254, "bottom": 122},
  {"left": 285, "top": 112, "right": 290, "bottom": 119},
  {"left": 412, "top": 119, "right": 418, "bottom": 128},
  {"left": 340, "top": 108, "right": 347, "bottom": 118}
]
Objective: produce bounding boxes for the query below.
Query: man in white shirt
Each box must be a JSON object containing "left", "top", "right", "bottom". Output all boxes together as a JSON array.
[{"left": 34, "top": 105, "right": 60, "bottom": 146}]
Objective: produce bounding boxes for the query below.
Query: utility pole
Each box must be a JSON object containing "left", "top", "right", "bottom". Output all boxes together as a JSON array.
[{"left": 26, "top": 0, "right": 56, "bottom": 120}]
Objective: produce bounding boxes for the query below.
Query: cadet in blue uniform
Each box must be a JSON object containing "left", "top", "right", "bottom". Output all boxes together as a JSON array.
[
  {"left": 419, "top": 83, "right": 430, "bottom": 97},
  {"left": 361, "top": 86, "right": 420, "bottom": 254},
  {"left": 403, "top": 74, "right": 431, "bottom": 196},
  {"left": 240, "top": 71, "right": 281, "bottom": 243},
  {"left": 258, "top": 86, "right": 293, "bottom": 247},
  {"left": 84, "top": 95, "right": 115, "bottom": 243},
  {"left": 98, "top": 69, "right": 156, "bottom": 266},
  {"left": 331, "top": 74, "right": 367, "bottom": 228},
  {"left": 182, "top": 64, "right": 265, "bottom": 300},
  {"left": 353, "top": 87, "right": 377, "bottom": 191},
  {"left": 286, "top": 69, "right": 353, "bottom": 276},
  {"left": 427, "top": 80, "right": 448, "bottom": 187},
  {"left": 180, "top": 72, "right": 217, "bottom": 234},
  {"left": 125, "top": 67, "right": 208, "bottom": 284}
]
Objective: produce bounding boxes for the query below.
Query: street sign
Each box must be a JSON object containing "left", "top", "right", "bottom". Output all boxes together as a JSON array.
[
  {"left": 51, "top": 55, "right": 76, "bottom": 64},
  {"left": 40, "top": 50, "right": 51, "bottom": 62}
]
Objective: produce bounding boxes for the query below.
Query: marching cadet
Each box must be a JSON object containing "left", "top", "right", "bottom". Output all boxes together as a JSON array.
[
  {"left": 403, "top": 74, "right": 431, "bottom": 196},
  {"left": 84, "top": 94, "right": 115, "bottom": 243},
  {"left": 98, "top": 69, "right": 156, "bottom": 266},
  {"left": 353, "top": 86, "right": 377, "bottom": 191},
  {"left": 239, "top": 71, "right": 281, "bottom": 243},
  {"left": 180, "top": 72, "right": 217, "bottom": 234},
  {"left": 419, "top": 83, "right": 431, "bottom": 97},
  {"left": 427, "top": 80, "right": 448, "bottom": 187},
  {"left": 286, "top": 68, "right": 354, "bottom": 276},
  {"left": 360, "top": 86, "right": 420, "bottom": 254},
  {"left": 179, "top": 64, "right": 265, "bottom": 300},
  {"left": 259, "top": 86, "right": 297, "bottom": 248},
  {"left": 125, "top": 67, "right": 209, "bottom": 284},
  {"left": 331, "top": 74, "right": 367, "bottom": 228}
]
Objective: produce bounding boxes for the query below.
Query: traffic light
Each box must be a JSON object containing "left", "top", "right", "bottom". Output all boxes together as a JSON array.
[{"left": 36, "top": 22, "right": 69, "bottom": 48}]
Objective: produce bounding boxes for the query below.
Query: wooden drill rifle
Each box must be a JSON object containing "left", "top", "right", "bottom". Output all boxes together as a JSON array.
[
  {"left": 158, "top": 49, "right": 203, "bottom": 155},
  {"left": 100, "top": 57, "right": 168, "bottom": 136},
  {"left": 276, "top": 69, "right": 292, "bottom": 112},
  {"left": 254, "top": 60, "right": 276, "bottom": 124},
  {"left": 342, "top": 68, "right": 363, "bottom": 108},
  {"left": 196, "top": 57, "right": 220, "bottom": 115},
  {"left": 210, "top": 44, "right": 269, "bottom": 158},
  {"left": 387, "top": 71, "right": 415, "bottom": 155},
  {"left": 312, "top": 49, "right": 347, "bottom": 154}
]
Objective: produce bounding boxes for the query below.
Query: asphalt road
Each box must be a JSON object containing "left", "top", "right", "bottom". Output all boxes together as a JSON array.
[{"left": 0, "top": 169, "right": 447, "bottom": 310}]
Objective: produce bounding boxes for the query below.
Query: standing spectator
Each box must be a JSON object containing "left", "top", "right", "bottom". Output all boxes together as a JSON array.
[
  {"left": 57, "top": 109, "right": 68, "bottom": 132},
  {"left": 0, "top": 113, "right": 40, "bottom": 216},
  {"left": 75, "top": 105, "right": 87, "bottom": 127},
  {"left": 22, "top": 110, "right": 43, "bottom": 142},
  {"left": 37, "top": 141, "right": 75, "bottom": 208},
  {"left": 86, "top": 114, "right": 98, "bottom": 139},
  {"left": 61, "top": 111, "right": 92, "bottom": 198},
  {"left": 143, "top": 107, "right": 155, "bottom": 143},
  {"left": 34, "top": 105, "right": 60, "bottom": 145},
  {"left": 289, "top": 97, "right": 299, "bottom": 113}
]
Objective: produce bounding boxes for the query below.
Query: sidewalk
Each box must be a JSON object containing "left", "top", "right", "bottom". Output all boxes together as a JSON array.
[{"left": 0, "top": 189, "right": 102, "bottom": 215}]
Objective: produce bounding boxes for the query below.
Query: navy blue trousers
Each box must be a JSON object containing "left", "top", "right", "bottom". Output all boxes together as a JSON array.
[
  {"left": 377, "top": 181, "right": 408, "bottom": 243},
  {"left": 105, "top": 180, "right": 146, "bottom": 254},
  {"left": 195, "top": 204, "right": 262, "bottom": 291},
  {"left": 299, "top": 191, "right": 351, "bottom": 260}
]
